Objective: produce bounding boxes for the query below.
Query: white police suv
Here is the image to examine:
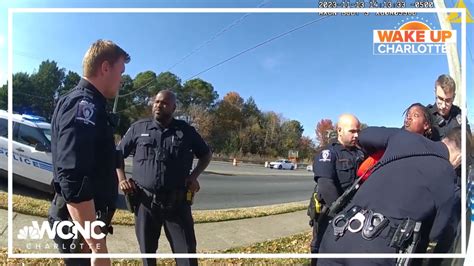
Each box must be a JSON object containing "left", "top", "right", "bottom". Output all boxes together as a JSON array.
[{"left": 0, "top": 110, "right": 53, "bottom": 192}]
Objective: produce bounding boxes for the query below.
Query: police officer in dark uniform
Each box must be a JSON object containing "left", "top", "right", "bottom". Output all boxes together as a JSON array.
[
  {"left": 48, "top": 40, "right": 130, "bottom": 266},
  {"left": 309, "top": 114, "right": 364, "bottom": 263},
  {"left": 116, "top": 90, "right": 212, "bottom": 266},
  {"left": 317, "top": 127, "right": 460, "bottom": 266},
  {"left": 427, "top": 74, "right": 471, "bottom": 143},
  {"left": 426, "top": 74, "right": 471, "bottom": 259}
]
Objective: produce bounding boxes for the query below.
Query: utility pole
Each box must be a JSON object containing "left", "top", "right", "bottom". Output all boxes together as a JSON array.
[
  {"left": 433, "top": 0, "right": 462, "bottom": 107},
  {"left": 113, "top": 83, "right": 123, "bottom": 113},
  {"left": 113, "top": 92, "right": 119, "bottom": 113},
  {"left": 111, "top": 85, "right": 122, "bottom": 131}
]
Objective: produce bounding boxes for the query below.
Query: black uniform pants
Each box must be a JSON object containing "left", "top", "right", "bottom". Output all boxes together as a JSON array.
[
  {"left": 310, "top": 218, "right": 330, "bottom": 266},
  {"left": 48, "top": 193, "right": 90, "bottom": 266},
  {"left": 49, "top": 193, "right": 115, "bottom": 266},
  {"left": 311, "top": 218, "right": 330, "bottom": 252},
  {"left": 135, "top": 201, "right": 197, "bottom": 266}
]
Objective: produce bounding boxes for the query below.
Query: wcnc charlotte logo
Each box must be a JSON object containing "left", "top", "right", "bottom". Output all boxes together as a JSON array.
[
  {"left": 17, "top": 220, "right": 106, "bottom": 245},
  {"left": 373, "top": 19, "right": 456, "bottom": 55}
]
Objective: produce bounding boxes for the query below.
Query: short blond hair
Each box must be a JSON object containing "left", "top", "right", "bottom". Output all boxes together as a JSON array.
[
  {"left": 435, "top": 74, "right": 456, "bottom": 95},
  {"left": 82, "top": 39, "right": 130, "bottom": 77}
]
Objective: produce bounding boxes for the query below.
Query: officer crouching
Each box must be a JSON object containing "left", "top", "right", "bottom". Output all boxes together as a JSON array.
[{"left": 116, "top": 90, "right": 212, "bottom": 266}]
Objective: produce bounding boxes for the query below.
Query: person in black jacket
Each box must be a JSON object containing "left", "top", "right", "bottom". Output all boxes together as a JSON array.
[
  {"left": 317, "top": 127, "right": 461, "bottom": 266},
  {"left": 48, "top": 39, "right": 130, "bottom": 266},
  {"left": 427, "top": 74, "right": 471, "bottom": 142},
  {"left": 426, "top": 74, "right": 471, "bottom": 259}
]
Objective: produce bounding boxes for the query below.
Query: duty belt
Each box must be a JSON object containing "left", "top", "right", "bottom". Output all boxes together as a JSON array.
[
  {"left": 139, "top": 186, "right": 187, "bottom": 211},
  {"left": 331, "top": 206, "right": 397, "bottom": 241},
  {"left": 331, "top": 205, "right": 422, "bottom": 254}
]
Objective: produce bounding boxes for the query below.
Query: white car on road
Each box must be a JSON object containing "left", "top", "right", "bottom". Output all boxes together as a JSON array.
[
  {"left": 269, "top": 159, "right": 295, "bottom": 170},
  {"left": 0, "top": 110, "right": 53, "bottom": 192}
]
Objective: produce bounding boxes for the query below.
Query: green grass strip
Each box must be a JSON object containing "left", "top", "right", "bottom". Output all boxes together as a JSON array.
[{"left": 0, "top": 192, "right": 307, "bottom": 225}]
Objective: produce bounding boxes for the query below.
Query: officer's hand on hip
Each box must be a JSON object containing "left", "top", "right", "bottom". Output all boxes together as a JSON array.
[
  {"left": 119, "top": 178, "right": 137, "bottom": 194},
  {"left": 185, "top": 177, "right": 200, "bottom": 193}
]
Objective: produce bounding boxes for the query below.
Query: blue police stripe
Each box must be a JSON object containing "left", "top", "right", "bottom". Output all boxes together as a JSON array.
[
  {"left": 0, "top": 147, "right": 52, "bottom": 172},
  {"left": 30, "top": 158, "right": 53, "bottom": 172}
]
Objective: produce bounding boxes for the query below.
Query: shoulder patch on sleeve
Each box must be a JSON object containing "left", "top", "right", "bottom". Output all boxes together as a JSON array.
[
  {"left": 456, "top": 114, "right": 462, "bottom": 125},
  {"left": 75, "top": 99, "right": 96, "bottom": 126},
  {"left": 319, "top": 149, "right": 332, "bottom": 162}
]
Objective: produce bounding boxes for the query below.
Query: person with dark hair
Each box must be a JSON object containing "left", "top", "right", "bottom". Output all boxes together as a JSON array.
[
  {"left": 48, "top": 40, "right": 130, "bottom": 266},
  {"left": 317, "top": 127, "right": 460, "bottom": 265},
  {"left": 403, "top": 103, "right": 432, "bottom": 138}
]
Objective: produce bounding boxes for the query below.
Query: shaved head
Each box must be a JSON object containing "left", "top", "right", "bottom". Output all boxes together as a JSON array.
[
  {"left": 337, "top": 114, "right": 361, "bottom": 148},
  {"left": 338, "top": 114, "right": 360, "bottom": 128},
  {"left": 157, "top": 90, "right": 177, "bottom": 105}
]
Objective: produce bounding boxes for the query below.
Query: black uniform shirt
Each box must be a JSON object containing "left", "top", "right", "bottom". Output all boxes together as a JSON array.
[
  {"left": 353, "top": 127, "right": 456, "bottom": 241},
  {"left": 427, "top": 104, "right": 471, "bottom": 141},
  {"left": 51, "top": 79, "right": 118, "bottom": 208},
  {"left": 427, "top": 104, "right": 472, "bottom": 175},
  {"left": 313, "top": 142, "right": 364, "bottom": 204},
  {"left": 117, "top": 118, "right": 210, "bottom": 192}
]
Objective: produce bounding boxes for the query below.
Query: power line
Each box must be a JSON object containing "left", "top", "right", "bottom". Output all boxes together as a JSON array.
[
  {"left": 118, "top": 77, "right": 157, "bottom": 98},
  {"left": 15, "top": 2, "right": 271, "bottom": 101},
  {"left": 115, "top": 15, "right": 331, "bottom": 113},
  {"left": 104, "top": 8, "right": 474, "bottom": 108},
  {"left": 166, "top": 0, "right": 271, "bottom": 71},
  {"left": 116, "top": 0, "right": 272, "bottom": 101},
  {"left": 13, "top": 91, "right": 51, "bottom": 100},
  {"left": 14, "top": 49, "right": 82, "bottom": 73},
  {"left": 186, "top": 16, "right": 330, "bottom": 80}
]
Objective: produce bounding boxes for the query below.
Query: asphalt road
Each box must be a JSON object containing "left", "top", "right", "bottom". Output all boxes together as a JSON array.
[
  {"left": 192, "top": 172, "right": 313, "bottom": 210},
  {"left": 1, "top": 160, "right": 315, "bottom": 210},
  {"left": 120, "top": 161, "right": 314, "bottom": 210}
]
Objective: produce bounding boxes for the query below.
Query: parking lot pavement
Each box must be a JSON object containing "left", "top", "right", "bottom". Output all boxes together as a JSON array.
[{"left": 0, "top": 208, "right": 310, "bottom": 254}]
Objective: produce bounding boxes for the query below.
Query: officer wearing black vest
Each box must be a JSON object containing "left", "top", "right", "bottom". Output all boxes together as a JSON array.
[
  {"left": 116, "top": 90, "right": 212, "bottom": 266},
  {"left": 48, "top": 40, "right": 130, "bottom": 266},
  {"left": 425, "top": 74, "right": 472, "bottom": 261},
  {"left": 427, "top": 74, "right": 471, "bottom": 143},
  {"left": 427, "top": 74, "right": 472, "bottom": 176},
  {"left": 317, "top": 127, "right": 460, "bottom": 266},
  {"left": 309, "top": 114, "right": 365, "bottom": 263}
]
